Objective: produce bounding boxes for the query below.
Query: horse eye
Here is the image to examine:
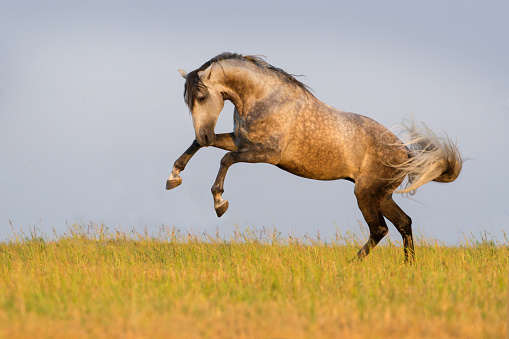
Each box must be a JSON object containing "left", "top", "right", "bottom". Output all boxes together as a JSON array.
[{"left": 196, "top": 92, "right": 208, "bottom": 102}]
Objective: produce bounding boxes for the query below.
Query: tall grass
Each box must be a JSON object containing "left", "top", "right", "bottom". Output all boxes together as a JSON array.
[{"left": 0, "top": 223, "right": 507, "bottom": 338}]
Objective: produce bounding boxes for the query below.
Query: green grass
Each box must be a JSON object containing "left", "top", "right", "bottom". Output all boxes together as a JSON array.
[{"left": 0, "top": 224, "right": 507, "bottom": 338}]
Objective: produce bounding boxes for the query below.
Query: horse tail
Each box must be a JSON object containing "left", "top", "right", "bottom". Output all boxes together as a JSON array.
[{"left": 391, "top": 119, "right": 463, "bottom": 195}]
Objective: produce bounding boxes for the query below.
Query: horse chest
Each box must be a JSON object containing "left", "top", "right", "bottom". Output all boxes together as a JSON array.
[
  {"left": 233, "top": 114, "right": 249, "bottom": 144},
  {"left": 233, "top": 112, "right": 271, "bottom": 147}
]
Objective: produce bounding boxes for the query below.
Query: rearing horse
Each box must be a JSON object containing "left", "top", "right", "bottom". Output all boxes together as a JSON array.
[{"left": 166, "top": 52, "right": 462, "bottom": 261}]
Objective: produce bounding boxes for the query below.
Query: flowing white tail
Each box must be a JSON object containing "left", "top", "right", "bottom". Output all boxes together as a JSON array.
[{"left": 392, "top": 120, "right": 463, "bottom": 195}]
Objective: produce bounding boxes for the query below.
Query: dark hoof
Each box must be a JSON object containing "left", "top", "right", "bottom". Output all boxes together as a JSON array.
[
  {"left": 166, "top": 177, "right": 182, "bottom": 190},
  {"left": 214, "top": 199, "right": 229, "bottom": 218}
]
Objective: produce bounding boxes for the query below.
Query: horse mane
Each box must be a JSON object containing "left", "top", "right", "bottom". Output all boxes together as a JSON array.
[{"left": 184, "top": 52, "right": 312, "bottom": 110}]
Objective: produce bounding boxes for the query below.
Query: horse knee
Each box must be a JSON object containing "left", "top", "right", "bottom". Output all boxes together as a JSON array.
[{"left": 220, "top": 156, "right": 230, "bottom": 167}]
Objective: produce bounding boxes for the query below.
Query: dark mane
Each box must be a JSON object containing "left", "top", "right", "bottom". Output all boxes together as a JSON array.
[{"left": 184, "top": 52, "right": 312, "bottom": 110}]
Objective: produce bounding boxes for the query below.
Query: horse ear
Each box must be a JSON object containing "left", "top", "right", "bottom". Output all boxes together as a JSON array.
[
  {"left": 201, "top": 63, "right": 215, "bottom": 80},
  {"left": 178, "top": 69, "right": 188, "bottom": 79}
]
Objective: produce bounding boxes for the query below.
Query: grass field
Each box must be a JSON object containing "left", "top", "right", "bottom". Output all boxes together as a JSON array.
[{"left": 0, "top": 223, "right": 507, "bottom": 338}]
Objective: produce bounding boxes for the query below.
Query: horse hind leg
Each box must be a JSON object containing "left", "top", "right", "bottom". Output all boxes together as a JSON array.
[
  {"left": 354, "top": 181, "right": 389, "bottom": 259},
  {"left": 381, "top": 197, "right": 415, "bottom": 262}
]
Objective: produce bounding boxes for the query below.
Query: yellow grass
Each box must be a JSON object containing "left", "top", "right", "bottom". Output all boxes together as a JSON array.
[{"left": 0, "top": 224, "right": 507, "bottom": 338}]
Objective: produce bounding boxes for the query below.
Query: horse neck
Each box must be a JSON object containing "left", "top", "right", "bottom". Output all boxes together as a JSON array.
[{"left": 216, "top": 63, "right": 283, "bottom": 115}]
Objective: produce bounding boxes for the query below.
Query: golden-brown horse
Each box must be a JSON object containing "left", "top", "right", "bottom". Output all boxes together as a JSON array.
[{"left": 167, "top": 52, "right": 462, "bottom": 261}]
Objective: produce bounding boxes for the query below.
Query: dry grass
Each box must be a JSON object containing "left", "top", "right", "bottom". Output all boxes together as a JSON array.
[{"left": 0, "top": 224, "right": 507, "bottom": 338}]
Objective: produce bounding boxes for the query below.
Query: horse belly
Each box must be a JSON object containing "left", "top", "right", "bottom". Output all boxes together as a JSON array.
[
  {"left": 275, "top": 110, "right": 376, "bottom": 180},
  {"left": 277, "top": 140, "right": 358, "bottom": 180}
]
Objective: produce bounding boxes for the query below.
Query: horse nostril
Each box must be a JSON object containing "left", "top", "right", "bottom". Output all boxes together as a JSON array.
[{"left": 200, "top": 131, "right": 210, "bottom": 146}]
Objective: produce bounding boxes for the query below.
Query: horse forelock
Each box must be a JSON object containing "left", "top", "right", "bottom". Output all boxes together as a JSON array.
[
  {"left": 183, "top": 70, "right": 194, "bottom": 109},
  {"left": 183, "top": 52, "right": 312, "bottom": 111},
  {"left": 183, "top": 70, "right": 206, "bottom": 111}
]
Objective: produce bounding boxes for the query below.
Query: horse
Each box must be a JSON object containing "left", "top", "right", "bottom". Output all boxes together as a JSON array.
[{"left": 166, "top": 52, "right": 462, "bottom": 261}]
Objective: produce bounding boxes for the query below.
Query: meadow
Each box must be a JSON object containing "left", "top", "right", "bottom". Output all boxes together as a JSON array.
[{"left": 0, "top": 223, "right": 507, "bottom": 338}]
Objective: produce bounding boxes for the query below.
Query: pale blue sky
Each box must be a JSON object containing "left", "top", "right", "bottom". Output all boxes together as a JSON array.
[{"left": 1, "top": 1, "right": 508, "bottom": 243}]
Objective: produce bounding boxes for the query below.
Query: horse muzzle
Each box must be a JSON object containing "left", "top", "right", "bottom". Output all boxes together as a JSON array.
[{"left": 197, "top": 130, "right": 215, "bottom": 147}]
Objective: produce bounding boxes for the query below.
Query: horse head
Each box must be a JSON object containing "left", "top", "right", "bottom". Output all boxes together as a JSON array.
[{"left": 179, "top": 63, "right": 225, "bottom": 146}]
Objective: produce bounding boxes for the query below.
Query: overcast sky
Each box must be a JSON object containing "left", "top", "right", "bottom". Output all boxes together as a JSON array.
[{"left": 1, "top": 1, "right": 508, "bottom": 244}]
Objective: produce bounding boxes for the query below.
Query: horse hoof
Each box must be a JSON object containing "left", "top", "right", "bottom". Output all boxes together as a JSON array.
[
  {"left": 166, "top": 177, "right": 182, "bottom": 190},
  {"left": 214, "top": 199, "right": 229, "bottom": 218}
]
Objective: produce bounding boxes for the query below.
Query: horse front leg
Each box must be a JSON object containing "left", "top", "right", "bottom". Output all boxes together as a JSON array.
[
  {"left": 211, "top": 148, "right": 281, "bottom": 217},
  {"left": 166, "top": 133, "right": 237, "bottom": 190},
  {"left": 166, "top": 140, "right": 202, "bottom": 190}
]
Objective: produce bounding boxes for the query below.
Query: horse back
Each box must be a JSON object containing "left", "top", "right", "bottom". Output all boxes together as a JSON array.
[{"left": 277, "top": 100, "right": 408, "bottom": 182}]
